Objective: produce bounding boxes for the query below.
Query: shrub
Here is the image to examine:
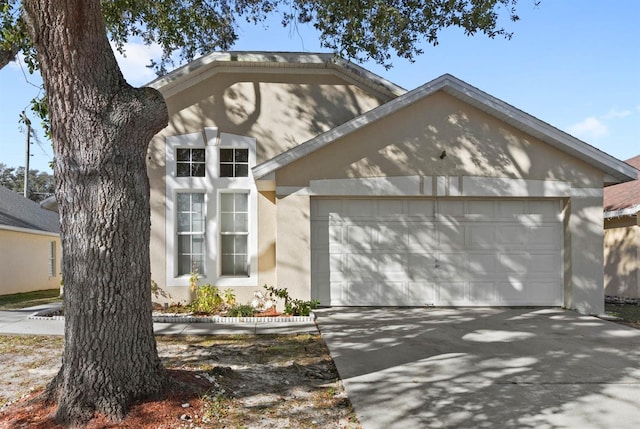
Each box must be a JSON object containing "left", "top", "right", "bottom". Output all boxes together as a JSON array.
[
  {"left": 262, "top": 285, "right": 320, "bottom": 316},
  {"left": 227, "top": 304, "right": 256, "bottom": 317}
]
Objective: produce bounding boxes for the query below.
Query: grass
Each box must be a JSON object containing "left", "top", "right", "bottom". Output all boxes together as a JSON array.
[
  {"left": 605, "top": 303, "right": 640, "bottom": 323},
  {"left": 0, "top": 289, "right": 62, "bottom": 310}
]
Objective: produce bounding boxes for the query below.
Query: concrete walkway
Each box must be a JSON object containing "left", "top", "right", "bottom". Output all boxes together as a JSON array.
[
  {"left": 316, "top": 307, "right": 640, "bottom": 429},
  {"left": 0, "top": 304, "right": 318, "bottom": 336}
]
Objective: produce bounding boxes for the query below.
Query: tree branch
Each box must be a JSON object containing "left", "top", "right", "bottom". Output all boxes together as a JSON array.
[{"left": 0, "top": 43, "right": 19, "bottom": 69}]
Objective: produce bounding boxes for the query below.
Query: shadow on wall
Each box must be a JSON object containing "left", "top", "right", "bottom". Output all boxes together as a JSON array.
[
  {"left": 165, "top": 73, "right": 381, "bottom": 162},
  {"left": 604, "top": 222, "right": 639, "bottom": 298}
]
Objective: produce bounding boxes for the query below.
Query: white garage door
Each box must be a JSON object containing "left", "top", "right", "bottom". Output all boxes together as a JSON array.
[{"left": 311, "top": 198, "right": 563, "bottom": 307}]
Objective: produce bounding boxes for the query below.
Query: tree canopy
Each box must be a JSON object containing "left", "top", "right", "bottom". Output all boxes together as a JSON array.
[
  {"left": 0, "top": 0, "right": 530, "bottom": 426},
  {"left": 3, "top": 0, "right": 525, "bottom": 73}
]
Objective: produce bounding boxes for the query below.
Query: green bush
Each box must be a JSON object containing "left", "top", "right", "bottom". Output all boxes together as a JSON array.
[
  {"left": 190, "top": 284, "right": 225, "bottom": 314},
  {"left": 263, "top": 285, "right": 320, "bottom": 316},
  {"left": 227, "top": 304, "right": 256, "bottom": 317}
]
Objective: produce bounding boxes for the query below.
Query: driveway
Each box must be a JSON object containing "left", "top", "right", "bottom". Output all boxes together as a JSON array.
[{"left": 316, "top": 307, "right": 640, "bottom": 429}]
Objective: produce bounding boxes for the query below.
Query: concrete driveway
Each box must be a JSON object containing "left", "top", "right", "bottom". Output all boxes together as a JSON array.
[{"left": 316, "top": 307, "right": 640, "bottom": 429}]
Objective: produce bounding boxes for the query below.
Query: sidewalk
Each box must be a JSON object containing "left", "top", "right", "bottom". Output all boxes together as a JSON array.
[{"left": 0, "top": 304, "right": 319, "bottom": 336}]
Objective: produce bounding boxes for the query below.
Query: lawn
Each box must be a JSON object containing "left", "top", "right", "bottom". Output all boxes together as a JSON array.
[
  {"left": 0, "top": 289, "right": 62, "bottom": 310},
  {"left": 605, "top": 303, "right": 640, "bottom": 323}
]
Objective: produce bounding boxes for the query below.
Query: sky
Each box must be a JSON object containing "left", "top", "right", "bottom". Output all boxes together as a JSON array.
[{"left": 0, "top": 0, "right": 638, "bottom": 174}]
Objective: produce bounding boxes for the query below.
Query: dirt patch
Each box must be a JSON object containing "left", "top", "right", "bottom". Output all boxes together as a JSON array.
[{"left": 0, "top": 334, "right": 361, "bottom": 428}]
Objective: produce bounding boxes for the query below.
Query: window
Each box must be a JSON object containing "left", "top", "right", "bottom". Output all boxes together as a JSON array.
[
  {"left": 220, "top": 148, "right": 249, "bottom": 177},
  {"left": 177, "top": 193, "right": 205, "bottom": 275},
  {"left": 48, "top": 241, "right": 56, "bottom": 277},
  {"left": 177, "top": 148, "right": 206, "bottom": 177},
  {"left": 220, "top": 192, "right": 249, "bottom": 276}
]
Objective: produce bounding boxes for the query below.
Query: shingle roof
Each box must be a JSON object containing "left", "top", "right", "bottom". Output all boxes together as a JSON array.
[
  {"left": 0, "top": 185, "right": 60, "bottom": 233},
  {"left": 604, "top": 155, "right": 640, "bottom": 217}
]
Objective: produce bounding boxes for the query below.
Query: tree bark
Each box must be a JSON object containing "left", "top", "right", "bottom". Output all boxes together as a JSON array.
[{"left": 22, "top": 0, "right": 169, "bottom": 425}]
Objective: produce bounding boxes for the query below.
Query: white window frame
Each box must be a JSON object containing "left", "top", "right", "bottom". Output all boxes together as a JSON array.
[
  {"left": 176, "top": 147, "right": 206, "bottom": 177},
  {"left": 165, "top": 128, "right": 258, "bottom": 288},
  {"left": 176, "top": 192, "right": 206, "bottom": 276}
]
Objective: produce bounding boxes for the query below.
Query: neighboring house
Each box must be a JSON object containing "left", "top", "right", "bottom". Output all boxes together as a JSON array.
[
  {"left": 604, "top": 155, "right": 640, "bottom": 299},
  {"left": 0, "top": 185, "right": 62, "bottom": 294},
  {"left": 140, "top": 52, "right": 636, "bottom": 315}
]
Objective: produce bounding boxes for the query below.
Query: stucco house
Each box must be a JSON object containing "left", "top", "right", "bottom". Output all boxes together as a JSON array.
[
  {"left": 146, "top": 51, "right": 636, "bottom": 315},
  {"left": 604, "top": 155, "right": 640, "bottom": 299},
  {"left": 0, "top": 185, "right": 62, "bottom": 295}
]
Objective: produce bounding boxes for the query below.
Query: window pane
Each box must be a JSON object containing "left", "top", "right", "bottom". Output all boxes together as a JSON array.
[
  {"left": 192, "top": 255, "right": 204, "bottom": 275},
  {"left": 178, "top": 256, "right": 192, "bottom": 275},
  {"left": 235, "top": 235, "right": 247, "bottom": 254},
  {"left": 177, "top": 193, "right": 190, "bottom": 209},
  {"left": 221, "top": 235, "right": 234, "bottom": 253},
  {"left": 177, "top": 213, "right": 191, "bottom": 232},
  {"left": 192, "top": 193, "right": 204, "bottom": 206},
  {"left": 177, "top": 148, "right": 190, "bottom": 161},
  {"left": 221, "top": 255, "right": 235, "bottom": 275},
  {"left": 178, "top": 235, "right": 191, "bottom": 253},
  {"left": 220, "top": 164, "right": 233, "bottom": 177},
  {"left": 220, "top": 193, "right": 233, "bottom": 212},
  {"left": 192, "top": 163, "right": 206, "bottom": 177},
  {"left": 235, "top": 149, "right": 249, "bottom": 162},
  {"left": 220, "top": 149, "right": 234, "bottom": 162},
  {"left": 191, "top": 149, "right": 205, "bottom": 162},
  {"left": 234, "top": 164, "right": 248, "bottom": 177},
  {"left": 192, "top": 235, "right": 204, "bottom": 254},
  {"left": 220, "top": 213, "right": 235, "bottom": 233},
  {"left": 235, "top": 213, "right": 248, "bottom": 233},
  {"left": 235, "top": 193, "right": 248, "bottom": 212},
  {"left": 235, "top": 256, "right": 248, "bottom": 276},
  {"left": 177, "top": 163, "right": 191, "bottom": 177},
  {"left": 192, "top": 214, "right": 204, "bottom": 233}
]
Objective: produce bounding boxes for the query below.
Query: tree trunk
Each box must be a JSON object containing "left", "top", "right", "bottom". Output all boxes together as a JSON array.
[{"left": 23, "top": 0, "right": 169, "bottom": 425}]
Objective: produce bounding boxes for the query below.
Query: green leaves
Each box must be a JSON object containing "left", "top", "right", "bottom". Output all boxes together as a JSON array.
[{"left": 290, "top": 0, "right": 522, "bottom": 68}]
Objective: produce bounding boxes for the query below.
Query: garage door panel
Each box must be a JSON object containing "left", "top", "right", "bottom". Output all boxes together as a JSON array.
[
  {"left": 468, "top": 254, "right": 497, "bottom": 276},
  {"left": 438, "top": 223, "right": 465, "bottom": 250},
  {"left": 496, "top": 226, "right": 527, "bottom": 246},
  {"left": 530, "top": 225, "right": 562, "bottom": 248},
  {"left": 374, "top": 223, "right": 408, "bottom": 250},
  {"left": 469, "top": 281, "right": 497, "bottom": 302},
  {"left": 409, "top": 253, "right": 437, "bottom": 279},
  {"left": 466, "top": 225, "right": 495, "bottom": 249},
  {"left": 498, "top": 253, "right": 528, "bottom": 275},
  {"left": 408, "top": 223, "right": 438, "bottom": 250},
  {"left": 311, "top": 198, "right": 563, "bottom": 307},
  {"left": 438, "top": 281, "right": 467, "bottom": 302},
  {"left": 408, "top": 282, "right": 437, "bottom": 304}
]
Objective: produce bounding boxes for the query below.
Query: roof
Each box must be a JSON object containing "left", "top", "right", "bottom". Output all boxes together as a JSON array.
[
  {"left": 604, "top": 155, "right": 640, "bottom": 218},
  {"left": 147, "top": 51, "right": 407, "bottom": 101},
  {"left": 252, "top": 73, "right": 638, "bottom": 186},
  {"left": 0, "top": 186, "right": 60, "bottom": 234}
]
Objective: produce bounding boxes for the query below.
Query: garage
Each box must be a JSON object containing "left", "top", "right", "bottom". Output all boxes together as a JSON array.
[{"left": 311, "top": 198, "right": 564, "bottom": 307}]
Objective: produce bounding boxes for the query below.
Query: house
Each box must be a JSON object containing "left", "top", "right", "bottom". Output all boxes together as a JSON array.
[
  {"left": 0, "top": 185, "right": 62, "bottom": 295},
  {"left": 604, "top": 155, "right": 640, "bottom": 299},
  {"left": 146, "top": 52, "right": 636, "bottom": 315}
]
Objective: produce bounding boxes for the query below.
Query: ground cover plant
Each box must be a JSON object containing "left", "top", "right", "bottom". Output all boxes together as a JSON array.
[{"left": 0, "top": 334, "right": 360, "bottom": 428}]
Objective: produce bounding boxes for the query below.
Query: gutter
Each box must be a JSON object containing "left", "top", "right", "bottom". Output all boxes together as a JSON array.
[
  {"left": 604, "top": 204, "right": 640, "bottom": 219},
  {"left": 0, "top": 224, "right": 60, "bottom": 237}
]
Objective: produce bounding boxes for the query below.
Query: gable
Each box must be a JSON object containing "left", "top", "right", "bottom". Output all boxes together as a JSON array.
[
  {"left": 158, "top": 71, "right": 390, "bottom": 164},
  {"left": 274, "top": 90, "right": 608, "bottom": 189},
  {"left": 254, "top": 74, "right": 636, "bottom": 187}
]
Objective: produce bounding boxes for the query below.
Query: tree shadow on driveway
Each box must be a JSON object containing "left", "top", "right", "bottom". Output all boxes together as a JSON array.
[{"left": 316, "top": 307, "right": 640, "bottom": 429}]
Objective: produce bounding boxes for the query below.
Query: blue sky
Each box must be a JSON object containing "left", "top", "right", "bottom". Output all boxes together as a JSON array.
[{"left": 0, "top": 0, "right": 638, "bottom": 174}]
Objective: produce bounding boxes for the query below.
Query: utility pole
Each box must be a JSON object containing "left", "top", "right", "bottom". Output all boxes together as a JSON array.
[{"left": 22, "top": 113, "right": 31, "bottom": 199}]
